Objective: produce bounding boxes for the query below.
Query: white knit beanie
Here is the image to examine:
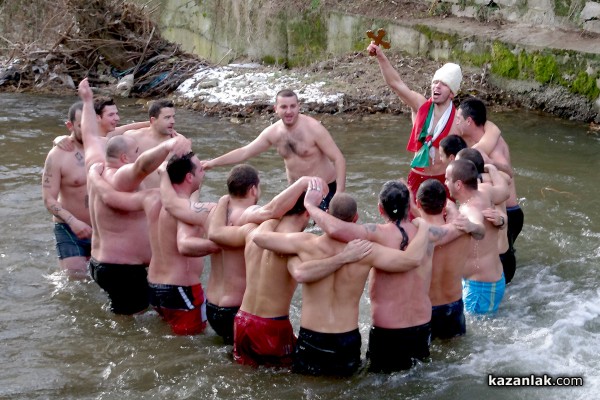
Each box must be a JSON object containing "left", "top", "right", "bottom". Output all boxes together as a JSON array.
[{"left": 432, "top": 63, "right": 462, "bottom": 95}]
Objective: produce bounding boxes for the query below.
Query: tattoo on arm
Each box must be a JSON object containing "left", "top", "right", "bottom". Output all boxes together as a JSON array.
[
  {"left": 428, "top": 226, "right": 447, "bottom": 242},
  {"left": 191, "top": 202, "right": 211, "bottom": 214},
  {"left": 84, "top": 194, "right": 89, "bottom": 209},
  {"left": 365, "top": 223, "right": 377, "bottom": 232}
]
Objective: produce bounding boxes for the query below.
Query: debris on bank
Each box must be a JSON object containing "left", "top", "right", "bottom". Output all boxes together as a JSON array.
[{"left": 0, "top": 0, "right": 202, "bottom": 97}]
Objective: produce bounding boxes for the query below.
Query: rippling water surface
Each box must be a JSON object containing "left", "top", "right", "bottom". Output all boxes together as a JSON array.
[{"left": 0, "top": 93, "right": 598, "bottom": 399}]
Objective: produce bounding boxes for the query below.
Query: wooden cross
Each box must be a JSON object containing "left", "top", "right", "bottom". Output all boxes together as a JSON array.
[{"left": 367, "top": 28, "right": 390, "bottom": 50}]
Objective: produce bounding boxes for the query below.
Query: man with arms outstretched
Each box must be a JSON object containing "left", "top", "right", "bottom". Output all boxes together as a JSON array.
[{"left": 202, "top": 89, "right": 346, "bottom": 209}]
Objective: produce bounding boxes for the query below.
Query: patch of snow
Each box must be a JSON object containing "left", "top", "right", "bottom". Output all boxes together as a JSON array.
[{"left": 176, "top": 65, "right": 344, "bottom": 106}]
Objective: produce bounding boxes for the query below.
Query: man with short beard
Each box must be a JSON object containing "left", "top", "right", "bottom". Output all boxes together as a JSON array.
[
  {"left": 201, "top": 89, "right": 346, "bottom": 210},
  {"left": 123, "top": 99, "right": 180, "bottom": 188},
  {"left": 42, "top": 102, "right": 92, "bottom": 278}
]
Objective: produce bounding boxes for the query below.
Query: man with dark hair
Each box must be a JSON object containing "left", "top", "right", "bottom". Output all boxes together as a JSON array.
[
  {"left": 145, "top": 152, "right": 220, "bottom": 335},
  {"left": 201, "top": 89, "right": 346, "bottom": 210},
  {"left": 206, "top": 176, "right": 339, "bottom": 368},
  {"left": 416, "top": 179, "right": 482, "bottom": 339},
  {"left": 123, "top": 98, "right": 181, "bottom": 187},
  {"left": 53, "top": 95, "right": 149, "bottom": 151},
  {"left": 303, "top": 180, "right": 477, "bottom": 372},
  {"left": 439, "top": 134, "right": 468, "bottom": 166},
  {"left": 252, "top": 190, "right": 432, "bottom": 377},
  {"left": 445, "top": 159, "right": 506, "bottom": 315},
  {"left": 79, "top": 78, "right": 191, "bottom": 315},
  {"left": 456, "top": 97, "right": 523, "bottom": 284},
  {"left": 42, "top": 101, "right": 92, "bottom": 278},
  {"left": 205, "top": 164, "right": 261, "bottom": 344}
]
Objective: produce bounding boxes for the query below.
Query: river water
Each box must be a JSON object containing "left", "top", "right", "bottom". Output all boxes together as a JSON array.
[{"left": 0, "top": 93, "right": 598, "bottom": 399}]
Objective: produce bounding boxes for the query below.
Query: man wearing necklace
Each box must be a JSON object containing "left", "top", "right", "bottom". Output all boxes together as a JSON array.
[
  {"left": 445, "top": 159, "right": 506, "bottom": 315},
  {"left": 366, "top": 42, "right": 501, "bottom": 199}
]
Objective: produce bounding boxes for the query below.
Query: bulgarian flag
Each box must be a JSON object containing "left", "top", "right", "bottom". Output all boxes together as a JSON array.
[{"left": 406, "top": 99, "right": 455, "bottom": 169}]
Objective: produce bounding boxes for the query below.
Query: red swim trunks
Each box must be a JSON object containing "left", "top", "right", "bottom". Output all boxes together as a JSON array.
[
  {"left": 148, "top": 283, "right": 207, "bottom": 335},
  {"left": 233, "top": 310, "right": 296, "bottom": 368},
  {"left": 406, "top": 170, "right": 448, "bottom": 200}
]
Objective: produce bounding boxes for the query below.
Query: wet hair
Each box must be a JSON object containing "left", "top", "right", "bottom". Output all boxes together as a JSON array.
[
  {"left": 148, "top": 99, "right": 174, "bottom": 119},
  {"left": 227, "top": 164, "right": 260, "bottom": 197},
  {"left": 167, "top": 152, "right": 196, "bottom": 184},
  {"left": 379, "top": 180, "right": 409, "bottom": 222},
  {"left": 284, "top": 192, "right": 306, "bottom": 216},
  {"left": 275, "top": 89, "right": 298, "bottom": 102},
  {"left": 94, "top": 96, "right": 116, "bottom": 117},
  {"left": 328, "top": 193, "right": 357, "bottom": 223},
  {"left": 105, "top": 136, "right": 130, "bottom": 159},
  {"left": 440, "top": 134, "right": 467, "bottom": 158},
  {"left": 458, "top": 97, "right": 487, "bottom": 127},
  {"left": 456, "top": 148, "right": 484, "bottom": 174},
  {"left": 417, "top": 179, "right": 447, "bottom": 215},
  {"left": 449, "top": 159, "right": 478, "bottom": 190},
  {"left": 67, "top": 101, "right": 83, "bottom": 123}
]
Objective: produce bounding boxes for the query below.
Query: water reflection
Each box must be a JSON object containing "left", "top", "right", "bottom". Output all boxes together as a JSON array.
[{"left": 0, "top": 93, "right": 598, "bottom": 399}]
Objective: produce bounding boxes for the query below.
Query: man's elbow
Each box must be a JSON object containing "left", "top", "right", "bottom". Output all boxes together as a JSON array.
[{"left": 289, "top": 268, "right": 309, "bottom": 283}]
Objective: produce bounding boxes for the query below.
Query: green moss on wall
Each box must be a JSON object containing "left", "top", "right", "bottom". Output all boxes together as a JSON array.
[
  {"left": 553, "top": 0, "right": 571, "bottom": 17},
  {"left": 533, "top": 54, "right": 559, "bottom": 84},
  {"left": 288, "top": 12, "right": 327, "bottom": 67},
  {"left": 490, "top": 42, "right": 519, "bottom": 79},
  {"left": 571, "top": 71, "right": 600, "bottom": 100},
  {"left": 415, "top": 24, "right": 458, "bottom": 43}
]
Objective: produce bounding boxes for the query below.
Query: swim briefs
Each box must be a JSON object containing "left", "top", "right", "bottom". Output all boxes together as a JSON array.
[
  {"left": 431, "top": 298, "right": 466, "bottom": 340},
  {"left": 319, "top": 181, "right": 337, "bottom": 211},
  {"left": 88, "top": 257, "right": 149, "bottom": 315},
  {"left": 500, "top": 205, "right": 524, "bottom": 284},
  {"left": 149, "top": 282, "right": 207, "bottom": 335},
  {"left": 293, "top": 327, "right": 362, "bottom": 377},
  {"left": 367, "top": 322, "right": 431, "bottom": 373},
  {"left": 207, "top": 301, "right": 239, "bottom": 344},
  {"left": 233, "top": 310, "right": 296, "bottom": 368},
  {"left": 462, "top": 273, "right": 506, "bottom": 315},
  {"left": 54, "top": 222, "right": 91, "bottom": 259}
]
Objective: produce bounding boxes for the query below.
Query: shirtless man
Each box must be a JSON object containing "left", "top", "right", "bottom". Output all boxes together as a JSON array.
[
  {"left": 201, "top": 89, "right": 346, "bottom": 209},
  {"left": 366, "top": 42, "right": 500, "bottom": 199},
  {"left": 252, "top": 191, "right": 432, "bottom": 377},
  {"left": 304, "top": 181, "right": 480, "bottom": 372},
  {"left": 55, "top": 96, "right": 149, "bottom": 151},
  {"left": 456, "top": 148, "right": 510, "bottom": 259},
  {"left": 123, "top": 99, "right": 179, "bottom": 188},
  {"left": 439, "top": 134, "right": 468, "bottom": 166},
  {"left": 79, "top": 77, "right": 191, "bottom": 315},
  {"left": 42, "top": 102, "right": 91, "bottom": 278},
  {"left": 160, "top": 168, "right": 319, "bottom": 345},
  {"left": 416, "top": 179, "right": 479, "bottom": 339},
  {"left": 204, "top": 164, "right": 261, "bottom": 344},
  {"left": 455, "top": 98, "right": 523, "bottom": 284},
  {"left": 206, "top": 177, "right": 320, "bottom": 368},
  {"left": 147, "top": 153, "right": 220, "bottom": 334},
  {"left": 445, "top": 159, "right": 506, "bottom": 315}
]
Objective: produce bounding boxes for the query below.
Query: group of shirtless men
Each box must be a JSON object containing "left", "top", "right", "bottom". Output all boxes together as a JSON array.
[{"left": 42, "top": 42, "right": 524, "bottom": 376}]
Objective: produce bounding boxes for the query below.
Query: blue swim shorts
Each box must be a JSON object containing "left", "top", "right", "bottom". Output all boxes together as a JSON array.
[
  {"left": 462, "top": 274, "right": 505, "bottom": 315},
  {"left": 54, "top": 222, "right": 91, "bottom": 259}
]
